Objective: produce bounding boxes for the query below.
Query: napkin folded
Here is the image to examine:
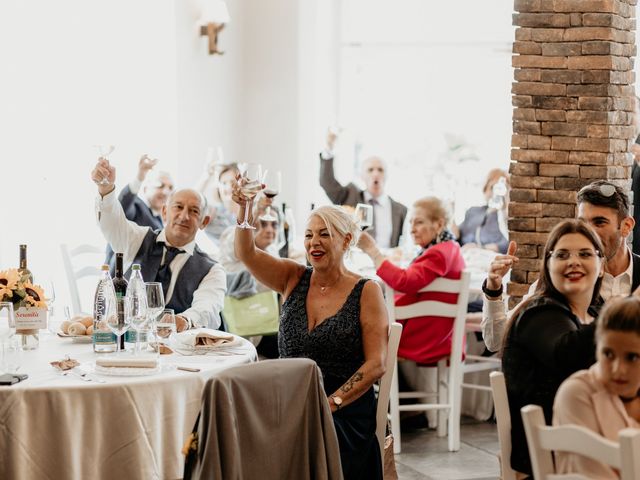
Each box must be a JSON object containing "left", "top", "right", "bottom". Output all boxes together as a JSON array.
[
  {"left": 96, "top": 357, "right": 159, "bottom": 369},
  {"left": 174, "top": 328, "right": 236, "bottom": 349}
]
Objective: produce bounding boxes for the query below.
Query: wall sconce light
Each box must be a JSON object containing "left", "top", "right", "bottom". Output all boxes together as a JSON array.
[{"left": 199, "top": 1, "right": 230, "bottom": 55}]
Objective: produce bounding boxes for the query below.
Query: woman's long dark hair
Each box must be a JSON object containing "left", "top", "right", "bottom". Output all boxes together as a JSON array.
[{"left": 501, "top": 219, "right": 604, "bottom": 353}]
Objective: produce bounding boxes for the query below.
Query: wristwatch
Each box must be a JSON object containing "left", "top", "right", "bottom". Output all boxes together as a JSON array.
[{"left": 330, "top": 395, "right": 343, "bottom": 410}]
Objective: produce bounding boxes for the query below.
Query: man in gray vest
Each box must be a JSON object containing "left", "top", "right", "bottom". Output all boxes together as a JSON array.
[{"left": 92, "top": 157, "right": 226, "bottom": 332}]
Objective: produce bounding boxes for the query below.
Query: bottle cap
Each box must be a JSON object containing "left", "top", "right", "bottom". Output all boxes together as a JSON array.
[{"left": 132, "top": 264, "right": 141, "bottom": 271}]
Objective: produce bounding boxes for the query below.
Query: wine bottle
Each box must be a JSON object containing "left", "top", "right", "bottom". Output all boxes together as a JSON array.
[
  {"left": 93, "top": 264, "right": 117, "bottom": 353},
  {"left": 279, "top": 202, "right": 289, "bottom": 259},
  {"left": 18, "top": 244, "right": 33, "bottom": 283},
  {"left": 112, "top": 253, "right": 128, "bottom": 351}
]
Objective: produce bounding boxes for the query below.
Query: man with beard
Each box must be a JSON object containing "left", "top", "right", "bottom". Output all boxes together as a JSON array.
[{"left": 481, "top": 180, "right": 639, "bottom": 352}]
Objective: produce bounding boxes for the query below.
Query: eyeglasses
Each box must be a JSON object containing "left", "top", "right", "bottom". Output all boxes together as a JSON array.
[
  {"left": 547, "top": 249, "right": 600, "bottom": 261},
  {"left": 578, "top": 183, "right": 617, "bottom": 198}
]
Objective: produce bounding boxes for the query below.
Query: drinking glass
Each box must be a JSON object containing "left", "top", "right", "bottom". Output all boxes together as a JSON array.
[
  {"left": 354, "top": 203, "right": 374, "bottom": 231},
  {"left": 145, "top": 282, "right": 165, "bottom": 324},
  {"left": 236, "top": 162, "right": 264, "bottom": 229},
  {"left": 124, "top": 294, "right": 148, "bottom": 355},
  {"left": 1, "top": 339, "right": 22, "bottom": 374},
  {"left": 94, "top": 145, "right": 115, "bottom": 185},
  {"left": 105, "top": 295, "right": 130, "bottom": 354},
  {"left": 155, "top": 308, "right": 177, "bottom": 348},
  {"left": 262, "top": 170, "right": 281, "bottom": 222},
  {"left": 0, "top": 302, "right": 16, "bottom": 342}
]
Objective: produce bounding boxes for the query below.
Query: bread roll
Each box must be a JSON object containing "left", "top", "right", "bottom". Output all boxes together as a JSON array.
[
  {"left": 80, "top": 316, "right": 94, "bottom": 328},
  {"left": 60, "top": 320, "right": 72, "bottom": 334},
  {"left": 68, "top": 322, "right": 87, "bottom": 336}
]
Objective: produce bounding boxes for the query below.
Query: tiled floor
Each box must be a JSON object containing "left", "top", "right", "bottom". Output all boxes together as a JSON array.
[{"left": 394, "top": 418, "right": 501, "bottom": 480}]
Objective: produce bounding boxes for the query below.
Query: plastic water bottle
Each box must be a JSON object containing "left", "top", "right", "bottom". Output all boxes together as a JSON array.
[
  {"left": 488, "top": 177, "right": 508, "bottom": 210},
  {"left": 93, "top": 264, "right": 117, "bottom": 353},
  {"left": 124, "top": 264, "right": 149, "bottom": 351}
]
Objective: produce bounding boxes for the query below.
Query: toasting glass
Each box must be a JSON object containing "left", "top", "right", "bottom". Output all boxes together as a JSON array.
[
  {"left": 354, "top": 203, "right": 373, "bottom": 231},
  {"left": 94, "top": 145, "right": 115, "bottom": 185},
  {"left": 236, "top": 162, "right": 264, "bottom": 229}
]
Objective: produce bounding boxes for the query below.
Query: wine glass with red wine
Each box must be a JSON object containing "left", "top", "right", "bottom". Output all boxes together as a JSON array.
[{"left": 262, "top": 170, "right": 281, "bottom": 222}]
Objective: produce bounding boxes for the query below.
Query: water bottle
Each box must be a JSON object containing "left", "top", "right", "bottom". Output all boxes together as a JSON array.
[
  {"left": 488, "top": 177, "right": 508, "bottom": 210},
  {"left": 124, "top": 264, "right": 149, "bottom": 351},
  {"left": 93, "top": 264, "right": 117, "bottom": 353}
]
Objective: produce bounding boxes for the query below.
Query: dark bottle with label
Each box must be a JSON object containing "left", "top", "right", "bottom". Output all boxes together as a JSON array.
[
  {"left": 18, "top": 244, "right": 33, "bottom": 282},
  {"left": 112, "top": 253, "right": 128, "bottom": 351}
]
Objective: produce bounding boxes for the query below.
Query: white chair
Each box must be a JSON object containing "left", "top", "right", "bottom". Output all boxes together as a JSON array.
[
  {"left": 521, "top": 404, "right": 640, "bottom": 480},
  {"left": 60, "top": 243, "right": 104, "bottom": 315},
  {"left": 490, "top": 371, "right": 517, "bottom": 480},
  {"left": 387, "top": 271, "right": 471, "bottom": 452},
  {"left": 463, "top": 312, "right": 501, "bottom": 394},
  {"left": 375, "top": 322, "right": 403, "bottom": 460}
]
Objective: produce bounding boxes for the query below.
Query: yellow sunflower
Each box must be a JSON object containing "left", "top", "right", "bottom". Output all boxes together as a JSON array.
[
  {"left": 22, "top": 282, "right": 47, "bottom": 309},
  {"left": 0, "top": 269, "right": 20, "bottom": 301}
]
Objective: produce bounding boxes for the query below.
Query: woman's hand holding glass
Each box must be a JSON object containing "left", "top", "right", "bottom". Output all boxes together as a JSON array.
[{"left": 232, "top": 162, "right": 265, "bottom": 229}]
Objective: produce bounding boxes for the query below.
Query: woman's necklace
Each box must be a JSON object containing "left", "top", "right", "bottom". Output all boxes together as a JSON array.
[
  {"left": 620, "top": 391, "right": 640, "bottom": 403},
  {"left": 314, "top": 274, "right": 340, "bottom": 294}
]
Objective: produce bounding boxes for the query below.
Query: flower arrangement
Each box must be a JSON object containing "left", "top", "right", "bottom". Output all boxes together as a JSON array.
[{"left": 0, "top": 269, "right": 47, "bottom": 309}]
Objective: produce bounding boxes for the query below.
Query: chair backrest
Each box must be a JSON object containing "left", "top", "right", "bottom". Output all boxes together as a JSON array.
[
  {"left": 184, "top": 358, "right": 343, "bottom": 480},
  {"left": 490, "top": 371, "right": 517, "bottom": 480},
  {"left": 387, "top": 271, "right": 471, "bottom": 366},
  {"left": 60, "top": 243, "right": 104, "bottom": 315},
  {"left": 521, "top": 404, "right": 640, "bottom": 480},
  {"left": 375, "top": 322, "right": 403, "bottom": 457}
]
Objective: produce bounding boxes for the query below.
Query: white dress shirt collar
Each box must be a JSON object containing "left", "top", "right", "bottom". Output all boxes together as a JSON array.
[
  {"left": 601, "top": 246, "right": 633, "bottom": 300},
  {"left": 155, "top": 230, "right": 195, "bottom": 256}
]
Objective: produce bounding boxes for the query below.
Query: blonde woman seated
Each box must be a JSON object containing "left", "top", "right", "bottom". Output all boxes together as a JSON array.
[
  {"left": 553, "top": 296, "right": 640, "bottom": 479},
  {"left": 232, "top": 184, "right": 388, "bottom": 479}
]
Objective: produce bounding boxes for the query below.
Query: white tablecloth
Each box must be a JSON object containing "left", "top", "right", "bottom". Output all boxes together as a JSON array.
[{"left": 0, "top": 332, "right": 257, "bottom": 480}]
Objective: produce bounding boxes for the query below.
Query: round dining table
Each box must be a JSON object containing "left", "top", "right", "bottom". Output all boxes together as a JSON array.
[{"left": 0, "top": 330, "right": 257, "bottom": 480}]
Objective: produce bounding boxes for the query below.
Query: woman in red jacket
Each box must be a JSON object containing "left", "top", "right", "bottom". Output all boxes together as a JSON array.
[{"left": 358, "top": 196, "right": 465, "bottom": 364}]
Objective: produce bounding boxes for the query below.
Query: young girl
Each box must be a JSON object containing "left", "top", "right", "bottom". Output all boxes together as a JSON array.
[{"left": 553, "top": 296, "right": 640, "bottom": 478}]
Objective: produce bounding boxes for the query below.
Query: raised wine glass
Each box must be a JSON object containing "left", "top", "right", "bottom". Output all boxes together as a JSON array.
[
  {"left": 236, "top": 162, "right": 264, "bottom": 229},
  {"left": 262, "top": 170, "right": 281, "bottom": 222},
  {"left": 354, "top": 203, "right": 373, "bottom": 231},
  {"left": 94, "top": 145, "right": 115, "bottom": 185},
  {"left": 105, "top": 295, "right": 129, "bottom": 355}
]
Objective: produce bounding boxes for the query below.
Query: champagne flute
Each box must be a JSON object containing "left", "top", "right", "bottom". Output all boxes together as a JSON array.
[
  {"left": 262, "top": 170, "right": 281, "bottom": 222},
  {"left": 125, "top": 294, "right": 148, "bottom": 355},
  {"left": 354, "top": 203, "right": 373, "bottom": 231},
  {"left": 105, "top": 295, "right": 129, "bottom": 355},
  {"left": 94, "top": 145, "right": 115, "bottom": 185},
  {"left": 237, "top": 162, "right": 264, "bottom": 229}
]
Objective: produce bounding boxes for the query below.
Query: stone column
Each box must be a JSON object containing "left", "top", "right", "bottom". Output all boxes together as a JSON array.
[{"left": 509, "top": 0, "right": 636, "bottom": 308}]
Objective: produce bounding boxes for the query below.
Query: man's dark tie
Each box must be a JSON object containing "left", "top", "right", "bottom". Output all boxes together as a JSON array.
[{"left": 155, "top": 245, "right": 183, "bottom": 298}]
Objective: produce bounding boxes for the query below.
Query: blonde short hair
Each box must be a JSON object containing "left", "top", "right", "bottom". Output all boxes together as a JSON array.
[
  {"left": 412, "top": 197, "right": 449, "bottom": 224},
  {"left": 309, "top": 205, "right": 360, "bottom": 248}
]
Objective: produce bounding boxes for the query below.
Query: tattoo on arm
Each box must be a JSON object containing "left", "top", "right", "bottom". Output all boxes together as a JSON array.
[{"left": 340, "top": 371, "right": 364, "bottom": 394}]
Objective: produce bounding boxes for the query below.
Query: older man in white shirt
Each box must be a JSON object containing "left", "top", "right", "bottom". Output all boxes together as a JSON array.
[
  {"left": 481, "top": 180, "right": 639, "bottom": 352},
  {"left": 92, "top": 158, "right": 226, "bottom": 332}
]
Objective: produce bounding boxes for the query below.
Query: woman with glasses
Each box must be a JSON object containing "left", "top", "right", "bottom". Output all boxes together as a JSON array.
[{"left": 501, "top": 219, "right": 605, "bottom": 477}]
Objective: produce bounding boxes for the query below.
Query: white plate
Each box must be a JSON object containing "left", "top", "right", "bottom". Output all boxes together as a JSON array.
[
  {"left": 57, "top": 332, "right": 93, "bottom": 343},
  {"left": 89, "top": 362, "right": 175, "bottom": 377}
]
